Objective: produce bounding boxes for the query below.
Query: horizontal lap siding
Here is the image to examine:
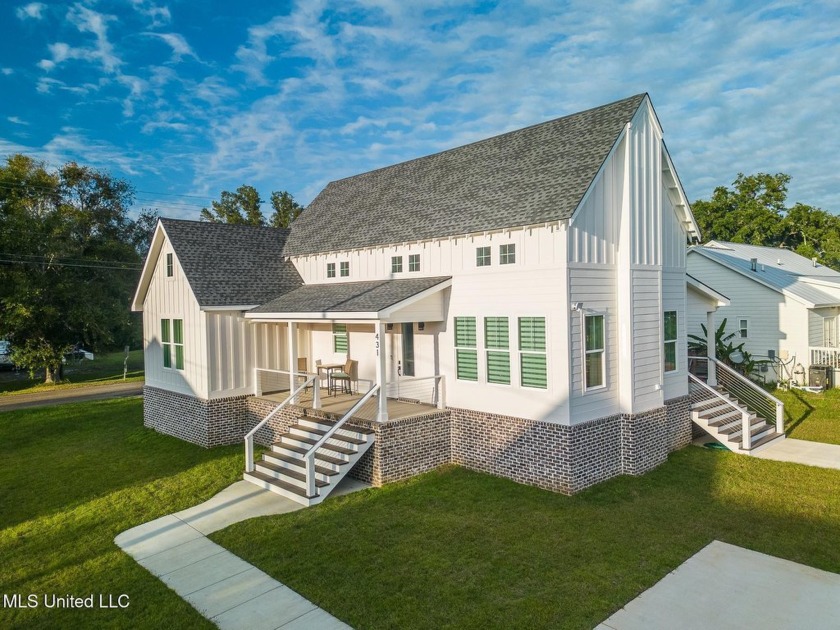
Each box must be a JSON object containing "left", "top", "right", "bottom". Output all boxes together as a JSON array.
[
  {"left": 662, "top": 270, "right": 688, "bottom": 398},
  {"left": 632, "top": 268, "right": 662, "bottom": 408},
  {"left": 569, "top": 266, "right": 618, "bottom": 422}
]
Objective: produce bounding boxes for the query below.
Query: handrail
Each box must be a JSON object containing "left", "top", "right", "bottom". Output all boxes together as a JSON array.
[
  {"left": 302, "top": 384, "right": 380, "bottom": 497},
  {"left": 689, "top": 373, "right": 754, "bottom": 450},
  {"left": 388, "top": 374, "right": 445, "bottom": 408},
  {"left": 245, "top": 373, "right": 317, "bottom": 473},
  {"left": 710, "top": 357, "right": 784, "bottom": 434}
]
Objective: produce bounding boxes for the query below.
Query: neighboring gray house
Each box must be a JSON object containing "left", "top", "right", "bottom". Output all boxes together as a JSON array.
[{"left": 134, "top": 93, "right": 742, "bottom": 505}]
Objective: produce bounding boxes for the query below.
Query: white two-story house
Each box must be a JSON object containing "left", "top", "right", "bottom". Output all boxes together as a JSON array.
[{"left": 133, "top": 93, "right": 704, "bottom": 503}]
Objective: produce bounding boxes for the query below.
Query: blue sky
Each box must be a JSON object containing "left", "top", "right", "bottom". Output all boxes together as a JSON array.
[{"left": 1, "top": 0, "right": 839, "bottom": 220}]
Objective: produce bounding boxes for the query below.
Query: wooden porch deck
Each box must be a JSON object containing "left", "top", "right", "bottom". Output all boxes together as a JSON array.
[{"left": 257, "top": 388, "right": 440, "bottom": 421}]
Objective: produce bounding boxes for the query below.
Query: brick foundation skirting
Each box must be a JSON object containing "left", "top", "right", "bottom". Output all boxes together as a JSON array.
[{"left": 143, "top": 386, "right": 691, "bottom": 494}]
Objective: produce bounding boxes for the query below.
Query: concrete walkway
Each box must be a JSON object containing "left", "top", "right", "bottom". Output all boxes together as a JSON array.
[
  {"left": 598, "top": 540, "right": 840, "bottom": 629},
  {"left": 753, "top": 437, "right": 840, "bottom": 470},
  {"left": 0, "top": 380, "right": 143, "bottom": 412},
  {"left": 116, "top": 479, "right": 366, "bottom": 629}
]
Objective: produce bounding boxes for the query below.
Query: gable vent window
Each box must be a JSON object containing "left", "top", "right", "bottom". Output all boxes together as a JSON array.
[
  {"left": 340, "top": 261, "right": 350, "bottom": 277},
  {"left": 454, "top": 317, "right": 478, "bottom": 381},
  {"left": 409, "top": 254, "right": 420, "bottom": 272},
  {"left": 391, "top": 256, "right": 403, "bottom": 273},
  {"left": 327, "top": 263, "right": 336, "bottom": 278},
  {"left": 500, "top": 243, "right": 516, "bottom": 265},
  {"left": 166, "top": 253, "right": 174, "bottom": 277},
  {"left": 476, "top": 246, "right": 491, "bottom": 267},
  {"left": 519, "top": 317, "right": 547, "bottom": 389}
]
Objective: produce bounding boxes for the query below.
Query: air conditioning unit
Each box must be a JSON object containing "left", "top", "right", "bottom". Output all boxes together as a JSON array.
[{"left": 809, "top": 366, "right": 831, "bottom": 390}]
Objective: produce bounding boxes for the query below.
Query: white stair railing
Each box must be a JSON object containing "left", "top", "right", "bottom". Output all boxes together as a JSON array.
[
  {"left": 302, "top": 384, "right": 380, "bottom": 498},
  {"left": 711, "top": 358, "right": 784, "bottom": 435},
  {"left": 245, "top": 372, "right": 318, "bottom": 473},
  {"left": 689, "top": 373, "right": 753, "bottom": 449}
]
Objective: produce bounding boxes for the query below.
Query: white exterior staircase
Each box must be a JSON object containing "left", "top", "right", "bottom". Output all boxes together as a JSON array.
[
  {"left": 244, "top": 415, "right": 374, "bottom": 506},
  {"left": 691, "top": 390, "right": 784, "bottom": 453}
]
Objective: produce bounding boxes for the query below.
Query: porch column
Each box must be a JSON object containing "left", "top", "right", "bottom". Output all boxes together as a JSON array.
[
  {"left": 706, "top": 310, "right": 717, "bottom": 387},
  {"left": 288, "top": 321, "right": 299, "bottom": 402},
  {"left": 375, "top": 320, "right": 389, "bottom": 422}
]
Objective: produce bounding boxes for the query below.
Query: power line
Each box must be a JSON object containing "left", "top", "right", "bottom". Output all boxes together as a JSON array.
[
  {"left": 0, "top": 258, "right": 142, "bottom": 271},
  {"left": 0, "top": 252, "right": 143, "bottom": 267}
]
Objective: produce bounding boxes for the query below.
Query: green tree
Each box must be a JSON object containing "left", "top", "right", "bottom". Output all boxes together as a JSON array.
[
  {"left": 0, "top": 155, "right": 142, "bottom": 383},
  {"left": 268, "top": 190, "right": 303, "bottom": 228},
  {"left": 780, "top": 203, "right": 840, "bottom": 270},
  {"left": 691, "top": 172, "right": 789, "bottom": 245},
  {"left": 200, "top": 185, "right": 264, "bottom": 225}
]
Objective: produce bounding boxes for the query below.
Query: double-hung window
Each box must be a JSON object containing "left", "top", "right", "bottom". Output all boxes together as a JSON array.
[
  {"left": 485, "top": 317, "right": 510, "bottom": 384},
  {"left": 738, "top": 318, "right": 749, "bottom": 339},
  {"left": 391, "top": 256, "right": 403, "bottom": 273},
  {"left": 408, "top": 254, "right": 420, "bottom": 272},
  {"left": 340, "top": 261, "right": 350, "bottom": 277},
  {"left": 333, "top": 323, "right": 348, "bottom": 353},
  {"left": 584, "top": 315, "right": 605, "bottom": 389},
  {"left": 476, "top": 246, "right": 491, "bottom": 267},
  {"left": 500, "top": 243, "right": 516, "bottom": 265},
  {"left": 454, "top": 317, "right": 478, "bottom": 381},
  {"left": 327, "top": 263, "right": 336, "bottom": 278},
  {"left": 663, "top": 311, "right": 677, "bottom": 373},
  {"left": 161, "top": 318, "right": 184, "bottom": 370},
  {"left": 519, "top": 317, "right": 546, "bottom": 388}
]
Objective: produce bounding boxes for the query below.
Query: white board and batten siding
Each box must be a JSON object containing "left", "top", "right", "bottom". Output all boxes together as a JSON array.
[{"left": 142, "top": 244, "right": 208, "bottom": 399}]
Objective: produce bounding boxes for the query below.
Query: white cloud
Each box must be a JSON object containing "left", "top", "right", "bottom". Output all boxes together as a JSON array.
[
  {"left": 16, "top": 2, "right": 46, "bottom": 20},
  {"left": 146, "top": 32, "right": 199, "bottom": 62},
  {"left": 8, "top": 116, "right": 28, "bottom": 125},
  {"left": 1, "top": 68, "right": 13, "bottom": 75},
  {"left": 38, "top": 5, "right": 122, "bottom": 75}
]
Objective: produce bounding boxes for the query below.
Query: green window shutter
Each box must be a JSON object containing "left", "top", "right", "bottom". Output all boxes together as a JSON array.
[
  {"left": 333, "top": 323, "right": 348, "bottom": 353},
  {"left": 455, "top": 317, "right": 476, "bottom": 348},
  {"left": 485, "top": 317, "right": 509, "bottom": 349},
  {"left": 519, "top": 317, "right": 546, "bottom": 351},
  {"left": 487, "top": 351, "right": 510, "bottom": 384},
  {"left": 521, "top": 353, "right": 547, "bottom": 389},
  {"left": 456, "top": 349, "right": 478, "bottom": 381}
]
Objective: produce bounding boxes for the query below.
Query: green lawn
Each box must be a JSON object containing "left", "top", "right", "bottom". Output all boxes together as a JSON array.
[
  {"left": 0, "top": 398, "right": 242, "bottom": 629},
  {"left": 212, "top": 453, "right": 840, "bottom": 630},
  {"left": 777, "top": 387, "right": 840, "bottom": 445},
  {"left": 0, "top": 349, "right": 144, "bottom": 395}
]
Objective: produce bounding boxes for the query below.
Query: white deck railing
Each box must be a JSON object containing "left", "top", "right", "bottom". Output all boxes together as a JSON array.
[
  {"left": 302, "top": 384, "right": 380, "bottom": 497},
  {"left": 810, "top": 347, "right": 840, "bottom": 369},
  {"left": 245, "top": 371, "right": 318, "bottom": 473},
  {"left": 688, "top": 373, "right": 754, "bottom": 450},
  {"left": 385, "top": 375, "right": 445, "bottom": 409}
]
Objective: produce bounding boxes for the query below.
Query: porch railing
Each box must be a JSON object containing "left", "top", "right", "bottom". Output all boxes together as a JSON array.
[
  {"left": 689, "top": 356, "right": 784, "bottom": 437},
  {"left": 245, "top": 372, "right": 318, "bottom": 473},
  {"left": 385, "top": 375, "right": 445, "bottom": 409},
  {"left": 810, "top": 347, "right": 840, "bottom": 369},
  {"left": 302, "top": 384, "right": 380, "bottom": 497}
]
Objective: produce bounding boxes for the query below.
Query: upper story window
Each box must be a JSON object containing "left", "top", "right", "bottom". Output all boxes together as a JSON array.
[
  {"left": 664, "top": 311, "right": 677, "bottom": 373},
  {"left": 391, "top": 256, "right": 403, "bottom": 273},
  {"left": 500, "top": 243, "right": 516, "bottom": 265},
  {"left": 738, "top": 318, "right": 749, "bottom": 339},
  {"left": 584, "top": 314, "right": 605, "bottom": 390},
  {"left": 408, "top": 254, "right": 420, "bottom": 272},
  {"left": 166, "top": 253, "right": 174, "bottom": 277},
  {"left": 340, "top": 261, "right": 350, "bottom": 277},
  {"left": 327, "top": 263, "right": 336, "bottom": 278},
  {"left": 476, "top": 246, "right": 491, "bottom": 267}
]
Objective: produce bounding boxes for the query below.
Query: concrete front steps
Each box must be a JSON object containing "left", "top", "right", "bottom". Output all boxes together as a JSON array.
[
  {"left": 244, "top": 415, "right": 374, "bottom": 507},
  {"left": 692, "top": 393, "right": 785, "bottom": 454}
]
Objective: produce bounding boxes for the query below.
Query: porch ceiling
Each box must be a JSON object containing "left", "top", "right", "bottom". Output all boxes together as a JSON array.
[{"left": 245, "top": 276, "right": 451, "bottom": 321}]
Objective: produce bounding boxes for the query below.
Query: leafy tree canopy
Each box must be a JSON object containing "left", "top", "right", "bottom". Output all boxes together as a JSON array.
[
  {"left": 200, "top": 185, "right": 302, "bottom": 228},
  {"left": 0, "top": 154, "right": 144, "bottom": 382},
  {"left": 692, "top": 172, "right": 840, "bottom": 270}
]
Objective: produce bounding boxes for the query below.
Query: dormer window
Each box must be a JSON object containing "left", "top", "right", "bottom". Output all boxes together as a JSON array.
[
  {"left": 340, "top": 261, "right": 350, "bottom": 277},
  {"left": 327, "top": 263, "right": 336, "bottom": 278},
  {"left": 409, "top": 254, "right": 420, "bottom": 272},
  {"left": 166, "top": 253, "right": 174, "bottom": 277}
]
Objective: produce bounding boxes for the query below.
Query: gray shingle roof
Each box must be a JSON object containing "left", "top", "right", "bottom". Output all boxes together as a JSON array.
[
  {"left": 160, "top": 219, "right": 303, "bottom": 307},
  {"left": 249, "top": 276, "right": 451, "bottom": 315},
  {"left": 285, "top": 94, "right": 646, "bottom": 256}
]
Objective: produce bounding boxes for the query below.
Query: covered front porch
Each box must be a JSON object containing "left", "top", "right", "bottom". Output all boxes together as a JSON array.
[{"left": 258, "top": 387, "right": 442, "bottom": 421}]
